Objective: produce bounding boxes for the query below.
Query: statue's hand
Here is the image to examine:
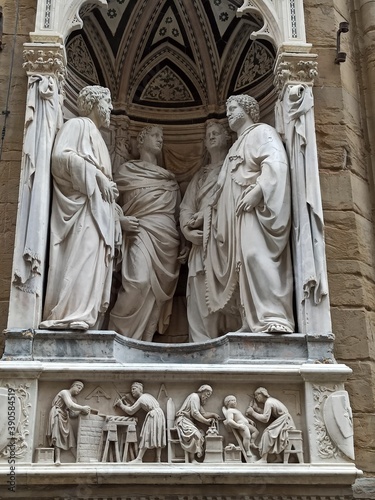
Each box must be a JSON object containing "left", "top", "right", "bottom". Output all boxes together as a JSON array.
[
  {"left": 96, "top": 172, "right": 115, "bottom": 203},
  {"left": 177, "top": 246, "right": 189, "bottom": 264},
  {"left": 81, "top": 405, "right": 91, "bottom": 415},
  {"left": 184, "top": 228, "right": 203, "bottom": 246},
  {"left": 120, "top": 216, "right": 140, "bottom": 234},
  {"left": 187, "top": 212, "right": 204, "bottom": 229},
  {"left": 236, "top": 184, "right": 263, "bottom": 216}
]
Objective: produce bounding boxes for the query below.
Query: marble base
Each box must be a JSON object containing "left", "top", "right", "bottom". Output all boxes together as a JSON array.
[
  {"left": 0, "top": 329, "right": 361, "bottom": 500},
  {"left": 2, "top": 329, "right": 335, "bottom": 365}
]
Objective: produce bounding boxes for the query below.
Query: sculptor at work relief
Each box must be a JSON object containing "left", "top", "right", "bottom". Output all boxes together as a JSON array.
[
  {"left": 42, "top": 382, "right": 303, "bottom": 465},
  {"left": 40, "top": 85, "right": 295, "bottom": 340}
]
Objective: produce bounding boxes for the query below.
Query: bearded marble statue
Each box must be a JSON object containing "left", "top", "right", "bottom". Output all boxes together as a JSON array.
[
  {"left": 108, "top": 125, "right": 182, "bottom": 341},
  {"left": 204, "top": 94, "right": 295, "bottom": 334},
  {"left": 180, "top": 121, "right": 241, "bottom": 342},
  {"left": 40, "top": 86, "right": 119, "bottom": 330}
]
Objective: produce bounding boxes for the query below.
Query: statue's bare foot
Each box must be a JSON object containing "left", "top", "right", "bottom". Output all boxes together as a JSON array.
[
  {"left": 255, "top": 457, "right": 268, "bottom": 464},
  {"left": 265, "top": 323, "right": 293, "bottom": 334},
  {"left": 69, "top": 321, "right": 89, "bottom": 330},
  {"left": 128, "top": 457, "right": 142, "bottom": 464}
]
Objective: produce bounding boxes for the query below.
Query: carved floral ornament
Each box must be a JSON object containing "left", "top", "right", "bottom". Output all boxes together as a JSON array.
[
  {"left": 274, "top": 56, "right": 319, "bottom": 94},
  {"left": 23, "top": 48, "right": 67, "bottom": 85}
]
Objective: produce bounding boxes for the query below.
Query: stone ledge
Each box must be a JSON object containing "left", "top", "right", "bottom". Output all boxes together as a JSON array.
[
  {"left": 0, "top": 462, "right": 361, "bottom": 486},
  {"left": 2, "top": 330, "right": 335, "bottom": 365}
]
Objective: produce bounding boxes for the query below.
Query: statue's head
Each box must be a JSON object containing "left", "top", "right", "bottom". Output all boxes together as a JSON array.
[
  {"left": 205, "top": 120, "right": 231, "bottom": 152},
  {"left": 254, "top": 387, "right": 269, "bottom": 402},
  {"left": 70, "top": 380, "right": 84, "bottom": 395},
  {"left": 198, "top": 384, "right": 213, "bottom": 403},
  {"left": 226, "top": 94, "right": 260, "bottom": 124},
  {"left": 77, "top": 86, "right": 112, "bottom": 128},
  {"left": 137, "top": 125, "right": 163, "bottom": 155},
  {"left": 223, "top": 395, "right": 237, "bottom": 408},
  {"left": 131, "top": 381, "right": 144, "bottom": 398}
]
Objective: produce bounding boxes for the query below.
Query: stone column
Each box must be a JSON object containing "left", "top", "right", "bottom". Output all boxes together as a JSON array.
[
  {"left": 274, "top": 52, "right": 332, "bottom": 335},
  {"left": 7, "top": 44, "right": 66, "bottom": 329}
]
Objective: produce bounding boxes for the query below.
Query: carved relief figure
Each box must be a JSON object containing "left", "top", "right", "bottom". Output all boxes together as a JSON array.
[
  {"left": 108, "top": 125, "right": 182, "bottom": 341},
  {"left": 47, "top": 381, "right": 90, "bottom": 465},
  {"left": 180, "top": 122, "right": 241, "bottom": 342},
  {"left": 246, "top": 387, "right": 295, "bottom": 463},
  {"left": 115, "top": 382, "right": 166, "bottom": 463},
  {"left": 204, "top": 94, "right": 295, "bottom": 334},
  {"left": 175, "top": 384, "right": 220, "bottom": 463},
  {"left": 40, "top": 85, "right": 118, "bottom": 330},
  {"left": 222, "top": 395, "right": 259, "bottom": 460}
]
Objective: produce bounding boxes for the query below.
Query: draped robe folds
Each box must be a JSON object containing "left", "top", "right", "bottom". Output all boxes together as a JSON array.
[
  {"left": 258, "top": 397, "right": 295, "bottom": 456},
  {"left": 175, "top": 392, "right": 206, "bottom": 457},
  {"left": 47, "top": 390, "right": 78, "bottom": 451},
  {"left": 180, "top": 164, "right": 241, "bottom": 342},
  {"left": 204, "top": 123, "right": 295, "bottom": 333},
  {"left": 109, "top": 160, "right": 180, "bottom": 340},
  {"left": 41, "top": 117, "right": 116, "bottom": 329},
  {"left": 126, "top": 394, "right": 166, "bottom": 450}
]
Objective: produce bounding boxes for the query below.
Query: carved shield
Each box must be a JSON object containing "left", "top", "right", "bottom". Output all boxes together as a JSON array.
[
  {"left": 323, "top": 390, "right": 354, "bottom": 460},
  {"left": 0, "top": 387, "right": 21, "bottom": 454}
]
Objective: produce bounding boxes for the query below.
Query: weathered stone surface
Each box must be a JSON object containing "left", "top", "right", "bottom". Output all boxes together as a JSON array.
[
  {"left": 325, "top": 211, "right": 375, "bottom": 266},
  {"left": 331, "top": 308, "right": 375, "bottom": 361},
  {"left": 346, "top": 361, "right": 375, "bottom": 413}
]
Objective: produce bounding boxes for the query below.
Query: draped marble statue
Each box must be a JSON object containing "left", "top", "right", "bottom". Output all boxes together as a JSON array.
[
  {"left": 40, "top": 86, "right": 119, "bottom": 330},
  {"left": 115, "top": 382, "right": 166, "bottom": 463},
  {"left": 180, "top": 121, "right": 241, "bottom": 342},
  {"left": 47, "top": 381, "right": 90, "bottom": 465},
  {"left": 246, "top": 387, "right": 295, "bottom": 464},
  {"left": 204, "top": 95, "right": 295, "bottom": 334},
  {"left": 108, "top": 126, "right": 182, "bottom": 341}
]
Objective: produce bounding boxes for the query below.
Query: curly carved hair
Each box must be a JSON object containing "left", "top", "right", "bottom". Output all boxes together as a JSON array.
[
  {"left": 226, "top": 94, "right": 260, "bottom": 123},
  {"left": 77, "top": 85, "right": 111, "bottom": 117}
]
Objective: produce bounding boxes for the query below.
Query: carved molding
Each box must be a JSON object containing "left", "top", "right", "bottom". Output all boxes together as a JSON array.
[
  {"left": 23, "top": 44, "right": 67, "bottom": 87},
  {"left": 312, "top": 384, "right": 339, "bottom": 460},
  {"left": 49, "top": 496, "right": 350, "bottom": 500},
  {"left": 274, "top": 53, "right": 318, "bottom": 95},
  {"left": 0, "top": 383, "right": 31, "bottom": 460}
]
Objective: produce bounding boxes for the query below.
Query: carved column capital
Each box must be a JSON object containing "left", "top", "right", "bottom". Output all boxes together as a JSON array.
[
  {"left": 23, "top": 43, "right": 67, "bottom": 87},
  {"left": 274, "top": 52, "right": 318, "bottom": 96}
]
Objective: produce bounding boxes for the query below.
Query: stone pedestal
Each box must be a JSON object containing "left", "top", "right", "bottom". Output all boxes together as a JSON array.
[{"left": 0, "top": 330, "right": 361, "bottom": 499}]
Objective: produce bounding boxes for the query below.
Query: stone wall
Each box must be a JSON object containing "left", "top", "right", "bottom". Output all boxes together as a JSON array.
[
  {"left": 0, "top": 0, "right": 34, "bottom": 350},
  {"left": 304, "top": 0, "right": 375, "bottom": 477}
]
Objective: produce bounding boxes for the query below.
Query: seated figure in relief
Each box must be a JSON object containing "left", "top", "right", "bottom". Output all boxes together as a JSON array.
[
  {"left": 115, "top": 381, "right": 166, "bottom": 463},
  {"left": 180, "top": 121, "right": 241, "bottom": 342},
  {"left": 47, "top": 381, "right": 90, "bottom": 465},
  {"left": 222, "top": 394, "right": 259, "bottom": 460},
  {"left": 204, "top": 94, "right": 295, "bottom": 334},
  {"left": 40, "top": 85, "right": 119, "bottom": 331},
  {"left": 108, "top": 125, "right": 182, "bottom": 341},
  {"left": 175, "top": 384, "right": 220, "bottom": 463},
  {"left": 246, "top": 387, "right": 295, "bottom": 463}
]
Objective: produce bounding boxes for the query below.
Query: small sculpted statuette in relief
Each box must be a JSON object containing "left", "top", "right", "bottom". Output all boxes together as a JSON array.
[
  {"left": 40, "top": 85, "right": 119, "bottom": 331},
  {"left": 109, "top": 125, "right": 182, "bottom": 341},
  {"left": 175, "top": 384, "right": 220, "bottom": 463},
  {"left": 246, "top": 387, "right": 296, "bottom": 464},
  {"left": 46, "top": 381, "right": 90, "bottom": 465},
  {"left": 204, "top": 94, "right": 295, "bottom": 334},
  {"left": 222, "top": 394, "right": 259, "bottom": 462},
  {"left": 180, "top": 121, "right": 241, "bottom": 342},
  {"left": 115, "top": 382, "right": 166, "bottom": 463}
]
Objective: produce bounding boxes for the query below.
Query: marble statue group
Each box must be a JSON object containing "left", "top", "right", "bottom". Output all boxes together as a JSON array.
[
  {"left": 40, "top": 85, "right": 295, "bottom": 341},
  {"left": 47, "top": 382, "right": 300, "bottom": 465}
]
